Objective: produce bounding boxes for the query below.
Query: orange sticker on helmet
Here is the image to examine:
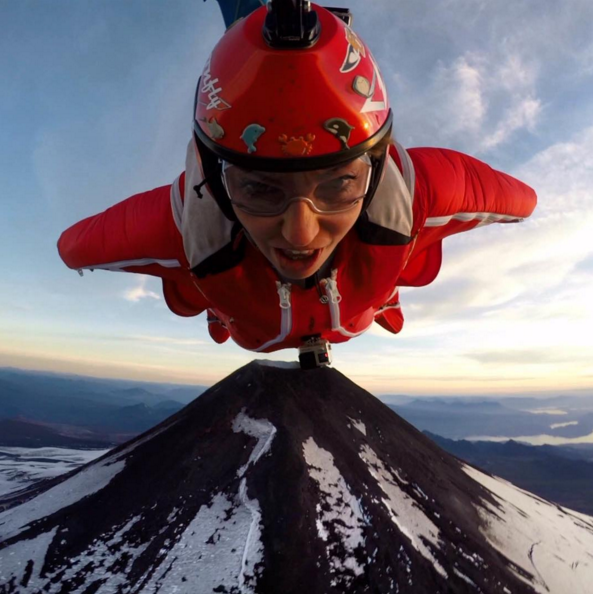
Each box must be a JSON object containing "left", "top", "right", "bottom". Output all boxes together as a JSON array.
[{"left": 278, "top": 134, "right": 316, "bottom": 156}]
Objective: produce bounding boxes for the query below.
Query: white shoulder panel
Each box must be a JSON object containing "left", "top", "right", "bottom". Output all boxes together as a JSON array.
[
  {"left": 181, "top": 140, "right": 235, "bottom": 269},
  {"left": 365, "top": 142, "right": 415, "bottom": 237},
  {"left": 170, "top": 174, "right": 183, "bottom": 233}
]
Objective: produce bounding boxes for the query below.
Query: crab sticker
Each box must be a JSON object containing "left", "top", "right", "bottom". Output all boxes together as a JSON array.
[
  {"left": 279, "top": 134, "right": 315, "bottom": 156},
  {"left": 323, "top": 118, "right": 355, "bottom": 150},
  {"left": 199, "top": 117, "right": 225, "bottom": 140},
  {"left": 340, "top": 26, "right": 366, "bottom": 73},
  {"left": 241, "top": 124, "right": 266, "bottom": 153},
  {"left": 199, "top": 57, "right": 231, "bottom": 111},
  {"left": 360, "top": 57, "right": 387, "bottom": 114}
]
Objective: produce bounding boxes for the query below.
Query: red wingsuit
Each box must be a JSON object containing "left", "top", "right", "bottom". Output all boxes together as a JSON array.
[{"left": 58, "top": 140, "right": 536, "bottom": 352}]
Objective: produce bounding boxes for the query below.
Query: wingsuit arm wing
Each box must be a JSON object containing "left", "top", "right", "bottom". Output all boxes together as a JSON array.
[
  {"left": 57, "top": 178, "right": 211, "bottom": 317},
  {"left": 398, "top": 147, "right": 537, "bottom": 287},
  {"left": 58, "top": 183, "right": 186, "bottom": 278}
]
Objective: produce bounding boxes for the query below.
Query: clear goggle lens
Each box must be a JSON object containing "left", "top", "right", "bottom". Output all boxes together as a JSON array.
[{"left": 220, "top": 154, "right": 372, "bottom": 216}]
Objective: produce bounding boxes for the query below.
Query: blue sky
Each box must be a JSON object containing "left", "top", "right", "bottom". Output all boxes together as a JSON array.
[{"left": 1, "top": 0, "right": 593, "bottom": 396}]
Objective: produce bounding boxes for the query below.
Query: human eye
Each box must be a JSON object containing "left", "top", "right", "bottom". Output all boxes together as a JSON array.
[
  {"left": 239, "top": 180, "right": 278, "bottom": 197},
  {"left": 317, "top": 174, "right": 362, "bottom": 203},
  {"left": 232, "top": 179, "right": 285, "bottom": 211}
]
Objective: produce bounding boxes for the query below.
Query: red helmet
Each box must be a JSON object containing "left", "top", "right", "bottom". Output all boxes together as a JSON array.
[{"left": 193, "top": 1, "right": 392, "bottom": 217}]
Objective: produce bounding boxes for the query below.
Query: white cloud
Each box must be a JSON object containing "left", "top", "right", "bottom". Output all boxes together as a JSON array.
[
  {"left": 434, "top": 55, "right": 487, "bottom": 136},
  {"left": 482, "top": 96, "right": 541, "bottom": 150},
  {"left": 385, "top": 49, "right": 542, "bottom": 153},
  {"left": 127, "top": 335, "right": 205, "bottom": 346},
  {"left": 123, "top": 277, "right": 161, "bottom": 303},
  {"left": 514, "top": 126, "right": 593, "bottom": 212}
]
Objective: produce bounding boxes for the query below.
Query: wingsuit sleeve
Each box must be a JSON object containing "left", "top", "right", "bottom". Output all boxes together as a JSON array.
[
  {"left": 57, "top": 176, "right": 211, "bottom": 317},
  {"left": 58, "top": 183, "right": 187, "bottom": 278},
  {"left": 398, "top": 147, "right": 537, "bottom": 287}
]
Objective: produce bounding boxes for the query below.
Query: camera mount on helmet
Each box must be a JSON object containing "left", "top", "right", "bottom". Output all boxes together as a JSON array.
[{"left": 263, "top": 0, "right": 321, "bottom": 48}]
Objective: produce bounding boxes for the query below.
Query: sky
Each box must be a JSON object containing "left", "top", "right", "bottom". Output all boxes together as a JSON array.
[{"left": 1, "top": 0, "right": 592, "bottom": 397}]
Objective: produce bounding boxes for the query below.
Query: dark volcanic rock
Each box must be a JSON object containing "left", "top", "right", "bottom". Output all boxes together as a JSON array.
[{"left": 1, "top": 362, "right": 592, "bottom": 593}]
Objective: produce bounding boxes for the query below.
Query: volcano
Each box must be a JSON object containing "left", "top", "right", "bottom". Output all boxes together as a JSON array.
[{"left": 1, "top": 362, "right": 592, "bottom": 593}]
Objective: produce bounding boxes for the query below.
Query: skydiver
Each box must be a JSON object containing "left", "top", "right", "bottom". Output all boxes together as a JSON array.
[{"left": 58, "top": 2, "right": 536, "bottom": 367}]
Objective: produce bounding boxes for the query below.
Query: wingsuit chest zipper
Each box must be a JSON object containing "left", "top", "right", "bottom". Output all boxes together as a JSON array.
[
  {"left": 313, "top": 271, "right": 329, "bottom": 304},
  {"left": 276, "top": 281, "right": 292, "bottom": 310},
  {"left": 254, "top": 282, "right": 292, "bottom": 352},
  {"left": 321, "top": 269, "right": 342, "bottom": 305},
  {"left": 321, "top": 269, "right": 371, "bottom": 338},
  {"left": 321, "top": 269, "right": 342, "bottom": 332}
]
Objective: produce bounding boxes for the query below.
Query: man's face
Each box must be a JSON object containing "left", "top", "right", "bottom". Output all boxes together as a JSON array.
[{"left": 228, "top": 160, "right": 368, "bottom": 280}]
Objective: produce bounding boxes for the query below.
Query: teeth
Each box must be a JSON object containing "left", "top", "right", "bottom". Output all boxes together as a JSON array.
[{"left": 282, "top": 249, "right": 315, "bottom": 259}]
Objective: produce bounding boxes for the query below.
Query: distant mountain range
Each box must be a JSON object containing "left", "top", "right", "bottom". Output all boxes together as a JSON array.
[
  {"left": 0, "top": 368, "right": 203, "bottom": 445},
  {"left": 426, "top": 432, "right": 593, "bottom": 516},
  {"left": 389, "top": 396, "right": 593, "bottom": 441}
]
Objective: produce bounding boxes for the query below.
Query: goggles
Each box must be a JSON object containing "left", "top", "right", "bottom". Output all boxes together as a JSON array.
[{"left": 220, "top": 154, "right": 372, "bottom": 217}]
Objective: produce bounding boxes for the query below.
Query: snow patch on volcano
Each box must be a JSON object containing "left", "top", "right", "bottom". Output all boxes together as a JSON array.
[
  {"left": 359, "top": 444, "right": 448, "bottom": 578},
  {"left": 139, "top": 493, "right": 260, "bottom": 594},
  {"left": 463, "top": 463, "right": 593, "bottom": 594},
  {"left": 232, "top": 410, "right": 277, "bottom": 592},
  {"left": 133, "top": 412, "right": 277, "bottom": 594},
  {"left": 0, "top": 456, "right": 125, "bottom": 540},
  {"left": 0, "top": 527, "right": 58, "bottom": 591},
  {"left": 232, "top": 410, "right": 277, "bottom": 477},
  {"left": 256, "top": 360, "right": 300, "bottom": 369},
  {"left": 303, "top": 437, "right": 367, "bottom": 587},
  {"left": 348, "top": 417, "right": 367, "bottom": 436},
  {"left": 0, "top": 516, "right": 150, "bottom": 592}
]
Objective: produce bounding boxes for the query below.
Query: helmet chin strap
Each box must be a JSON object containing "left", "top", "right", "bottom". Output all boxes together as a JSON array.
[{"left": 194, "top": 131, "right": 238, "bottom": 223}]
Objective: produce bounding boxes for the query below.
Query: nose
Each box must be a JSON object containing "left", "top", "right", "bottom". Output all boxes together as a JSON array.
[{"left": 281, "top": 200, "right": 320, "bottom": 247}]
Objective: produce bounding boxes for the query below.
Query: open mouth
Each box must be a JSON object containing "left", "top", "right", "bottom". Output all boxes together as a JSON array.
[{"left": 274, "top": 248, "right": 323, "bottom": 273}]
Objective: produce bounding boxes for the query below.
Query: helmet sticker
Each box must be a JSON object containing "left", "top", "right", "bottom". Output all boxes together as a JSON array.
[
  {"left": 323, "top": 118, "right": 355, "bottom": 150},
  {"left": 241, "top": 124, "right": 266, "bottom": 153},
  {"left": 360, "top": 58, "right": 387, "bottom": 114},
  {"left": 352, "top": 75, "right": 372, "bottom": 98},
  {"left": 200, "top": 117, "right": 225, "bottom": 140},
  {"left": 340, "top": 27, "right": 366, "bottom": 74},
  {"left": 278, "top": 134, "right": 316, "bottom": 156},
  {"left": 199, "top": 57, "right": 232, "bottom": 111}
]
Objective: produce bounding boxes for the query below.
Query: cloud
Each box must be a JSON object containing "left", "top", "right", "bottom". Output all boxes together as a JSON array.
[
  {"left": 123, "top": 277, "right": 161, "bottom": 303},
  {"left": 433, "top": 55, "right": 487, "bottom": 137},
  {"left": 465, "top": 348, "right": 592, "bottom": 366},
  {"left": 574, "top": 253, "right": 593, "bottom": 275},
  {"left": 482, "top": 96, "right": 541, "bottom": 150},
  {"left": 126, "top": 335, "right": 205, "bottom": 347},
  {"left": 514, "top": 126, "right": 593, "bottom": 212},
  {"left": 362, "top": 0, "right": 593, "bottom": 155}
]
